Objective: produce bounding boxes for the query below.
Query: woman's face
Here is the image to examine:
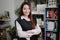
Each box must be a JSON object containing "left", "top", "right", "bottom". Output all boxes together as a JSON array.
[{"left": 23, "top": 4, "right": 30, "bottom": 16}]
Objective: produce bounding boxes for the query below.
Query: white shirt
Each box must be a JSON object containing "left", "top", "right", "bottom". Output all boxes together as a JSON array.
[{"left": 16, "top": 16, "right": 41, "bottom": 40}]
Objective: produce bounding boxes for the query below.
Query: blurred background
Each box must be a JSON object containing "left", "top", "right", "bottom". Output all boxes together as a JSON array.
[{"left": 0, "top": 0, "right": 60, "bottom": 40}]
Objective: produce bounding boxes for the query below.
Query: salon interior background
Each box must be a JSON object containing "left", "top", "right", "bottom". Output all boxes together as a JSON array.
[{"left": 0, "top": 0, "right": 60, "bottom": 40}]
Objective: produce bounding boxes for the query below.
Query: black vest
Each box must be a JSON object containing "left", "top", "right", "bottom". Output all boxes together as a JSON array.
[
  {"left": 16, "top": 17, "right": 33, "bottom": 31},
  {"left": 15, "top": 17, "right": 39, "bottom": 40}
]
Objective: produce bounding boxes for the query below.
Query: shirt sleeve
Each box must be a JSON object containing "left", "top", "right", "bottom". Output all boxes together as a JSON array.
[
  {"left": 27, "top": 24, "right": 41, "bottom": 35},
  {"left": 16, "top": 21, "right": 33, "bottom": 38}
]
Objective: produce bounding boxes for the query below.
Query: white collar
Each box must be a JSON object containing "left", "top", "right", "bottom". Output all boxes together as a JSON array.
[
  {"left": 21, "top": 16, "right": 24, "bottom": 19},
  {"left": 21, "top": 16, "right": 30, "bottom": 21}
]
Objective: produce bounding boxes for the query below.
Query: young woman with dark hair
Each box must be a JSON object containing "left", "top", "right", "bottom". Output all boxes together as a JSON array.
[{"left": 15, "top": 2, "right": 41, "bottom": 40}]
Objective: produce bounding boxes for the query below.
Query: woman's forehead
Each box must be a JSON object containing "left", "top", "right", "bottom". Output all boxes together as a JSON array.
[{"left": 23, "top": 4, "right": 29, "bottom": 8}]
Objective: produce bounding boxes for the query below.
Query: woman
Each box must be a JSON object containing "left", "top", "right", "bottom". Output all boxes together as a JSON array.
[{"left": 15, "top": 2, "right": 41, "bottom": 40}]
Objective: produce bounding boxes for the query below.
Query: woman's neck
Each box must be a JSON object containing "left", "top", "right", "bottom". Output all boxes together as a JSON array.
[
  {"left": 23, "top": 15, "right": 29, "bottom": 19},
  {"left": 23, "top": 15, "right": 30, "bottom": 21}
]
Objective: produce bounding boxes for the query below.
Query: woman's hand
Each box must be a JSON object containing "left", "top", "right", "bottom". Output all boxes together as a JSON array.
[{"left": 26, "top": 31, "right": 34, "bottom": 34}]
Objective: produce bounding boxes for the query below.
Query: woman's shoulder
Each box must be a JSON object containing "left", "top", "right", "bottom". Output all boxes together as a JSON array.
[{"left": 15, "top": 17, "right": 21, "bottom": 22}]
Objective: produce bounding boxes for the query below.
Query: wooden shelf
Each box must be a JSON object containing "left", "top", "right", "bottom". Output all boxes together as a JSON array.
[
  {"left": 32, "top": 11, "right": 45, "bottom": 15},
  {"left": 0, "top": 19, "right": 10, "bottom": 21},
  {"left": 46, "top": 18, "right": 58, "bottom": 20},
  {"left": 46, "top": 30, "right": 57, "bottom": 33},
  {"left": 46, "top": 7, "right": 58, "bottom": 8},
  {"left": 45, "top": 7, "right": 58, "bottom": 40}
]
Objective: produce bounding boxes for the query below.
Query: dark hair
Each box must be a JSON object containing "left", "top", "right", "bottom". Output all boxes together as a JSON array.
[{"left": 18, "top": 2, "right": 36, "bottom": 29}]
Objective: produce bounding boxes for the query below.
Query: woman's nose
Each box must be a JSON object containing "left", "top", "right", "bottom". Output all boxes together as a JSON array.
[{"left": 26, "top": 10, "right": 29, "bottom": 12}]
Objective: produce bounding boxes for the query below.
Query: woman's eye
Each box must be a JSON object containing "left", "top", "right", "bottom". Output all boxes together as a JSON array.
[
  {"left": 23, "top": 7, "right": 30, "bottom": 10},
  {"left": 23, "top": 8, "right": 26, "bottom": 10}
]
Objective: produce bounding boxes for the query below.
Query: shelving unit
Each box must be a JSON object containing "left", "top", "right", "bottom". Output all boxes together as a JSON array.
[
  {"left": 45, "top": 7, "right": 58, "bottom": 40},
  {"left": 0, "top": 11, "right": 10, "bottom": 40},
  {"left": 0, "top": 18, "right": 11, "bottom": 40}
]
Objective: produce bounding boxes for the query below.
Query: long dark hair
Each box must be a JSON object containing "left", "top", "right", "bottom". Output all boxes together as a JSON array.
[{"left": 18, "top": 2, "right": 36, "bottom": 29}]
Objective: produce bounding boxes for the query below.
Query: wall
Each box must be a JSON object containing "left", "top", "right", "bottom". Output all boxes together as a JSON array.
[{"left": 14, "top": 0, "right": 24, "bottom": 10}]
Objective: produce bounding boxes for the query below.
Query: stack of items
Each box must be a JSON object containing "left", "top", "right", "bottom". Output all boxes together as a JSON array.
[{"left": 48, "top": 0, "right": 57, "bottom": 7}]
